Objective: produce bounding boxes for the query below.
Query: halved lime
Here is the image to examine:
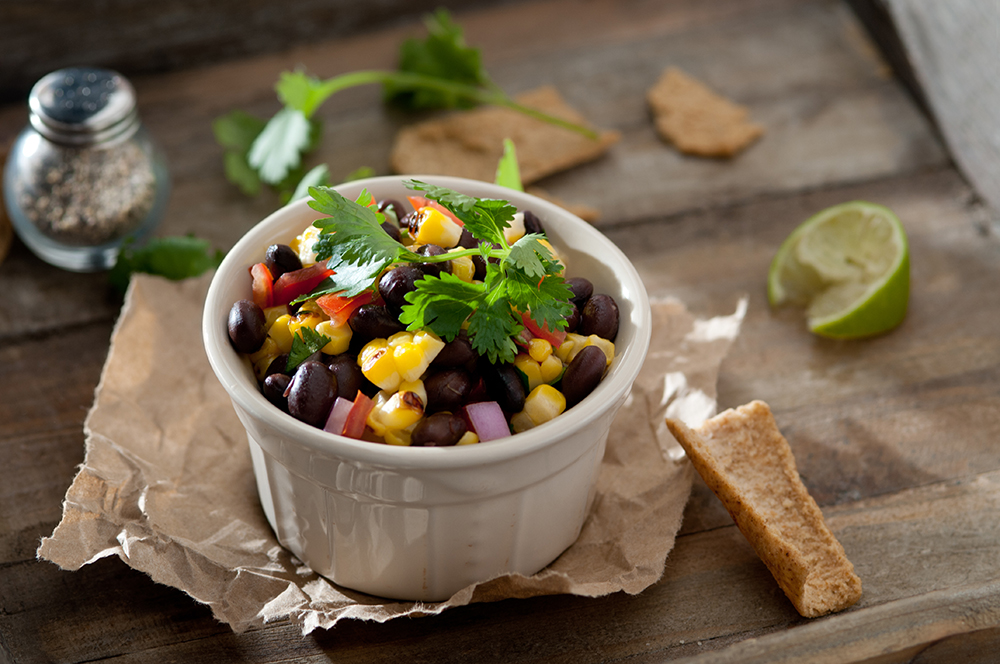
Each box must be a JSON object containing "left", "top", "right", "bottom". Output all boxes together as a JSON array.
[{"left": 767, "top": 201, "right": 909, "bottom": 339}]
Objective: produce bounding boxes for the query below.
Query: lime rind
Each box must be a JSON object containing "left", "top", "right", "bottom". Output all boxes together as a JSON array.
[{"left": 767, "top": 201, "right": 909, "bottom": 339}]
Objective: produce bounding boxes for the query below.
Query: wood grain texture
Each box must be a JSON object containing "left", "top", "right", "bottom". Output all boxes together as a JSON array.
[{"left": 1, "top": 0, "right": 997, "bottom": 661}]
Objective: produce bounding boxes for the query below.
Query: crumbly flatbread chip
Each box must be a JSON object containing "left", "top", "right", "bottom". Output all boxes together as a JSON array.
[
  {"left": 390, "top": 86, "right": 619, "bottom": 184},
  {"left": 647, "top": 67, "right": 763, "bottom": 157},
  {"left": 665, "top": 401, "right": 862, "bottom": 617}
]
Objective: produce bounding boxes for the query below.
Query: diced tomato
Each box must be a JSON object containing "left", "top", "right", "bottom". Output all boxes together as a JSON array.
[
  {"left": 272, "top": 260, "right": 335, "bottom": 306},
  {"left": 250, "top": 263, "right": 274, "bottom": 309},
  {"left": 342, "top": 391, "right": 375, "bottom": 439},
  {"left": 520, "top": 311, "right": 567, "bottom": 346},
  {"left": 407, "top": 196, "right": 463, "bottom": 226},
  {"left": 315, "top": 291, "right": 374, "bottom": 327}
]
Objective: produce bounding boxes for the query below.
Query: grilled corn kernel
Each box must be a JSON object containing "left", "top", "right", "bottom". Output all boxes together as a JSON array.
[
  {"left": 449, "top": 253, "right": 475, "bottom": 282},
  {"left": 523, "top": 384, "right": 566, "bottom": 425},
  {"left": 511, "top": 411, "right": 536, "bottom": 433},
  {"left": 387, "top": 331, "right": 413, "bottom": 347},
  {"left": 413, "top": 207, "right": 463, "bottom": 248},
  {"left": 413, "top": 329, "right": 445, "bottom": 359},
  {"left": 263, "top": 305, "right": 287, "bottom": 329},
  {"left": 393, "top": 343, "right": 427, "bottom": 383},
  {"left": 513, "top": 353, "right": 544, "bottom": 392},
  {"left": 253, "top": 354, "right": 280, "bottom": 381},
  {"left": 504, "top": 212, "right": 526, "bottom": 245},
  {"left": 315, "top": 320, "right": 352, "bottom": 355},
  {"left": 288, "top": 311, "right": 323, "bottom": 338},
  {"left": 555, "top": 333, "right": 589, "bottom": 363},
  {"left": 379, "top": 391, "right": 425, "bottom": 429},
  {"left": 539, "top": 354, "right": 564, "bottom": 383},
  {"left": 384, "top": 428, "right": 412, "bottom": 446},
  {"left": 528, "top": 338, "right": 552, "bottom": 363},
  {"left": 360, "top": 340, "right": 401, "bottom": 391},
  {"left": 457, "top": 431, "right": 480, "bottom": 445},
  {"left": 268, "top": 314, "right": 294, "bottom": 354},
  {"left": 366, "top": 391, "right": 392, "bottom": 436},
  {"left": 398, "top": 379, "right": 427, "bottom": 407}
]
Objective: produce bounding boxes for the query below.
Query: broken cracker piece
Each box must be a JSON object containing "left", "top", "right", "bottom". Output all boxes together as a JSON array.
[
  {"left": 647, "top": 67, "right": 763, "bottom": 157},
  {"left": 391, "top": 85, "right": 619, "bottom": 185},
  {"left": 665, "top": 401, "right": 861, "bottom": 617}
]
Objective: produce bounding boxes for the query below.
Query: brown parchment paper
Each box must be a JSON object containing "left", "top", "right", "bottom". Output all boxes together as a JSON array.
[{"left": 38, "top": 273, "right": 745, "bottom": 634}]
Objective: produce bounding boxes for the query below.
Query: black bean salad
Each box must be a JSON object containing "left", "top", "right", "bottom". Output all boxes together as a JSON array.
[{"left": 226, "top": 181, "right": 620, "bottom": 446}]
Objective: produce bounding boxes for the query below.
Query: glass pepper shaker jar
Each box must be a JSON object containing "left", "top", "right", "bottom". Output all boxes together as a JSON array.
[{"left": 3, "top": 67, "right": 170, "bottom": 271}]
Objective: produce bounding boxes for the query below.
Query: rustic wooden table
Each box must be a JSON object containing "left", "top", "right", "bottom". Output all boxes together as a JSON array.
[{"left": 3, "top": 0, "right": 1000, "bottom": 661}]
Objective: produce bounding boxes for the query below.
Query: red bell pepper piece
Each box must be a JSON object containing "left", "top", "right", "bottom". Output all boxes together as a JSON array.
[
  {"left": 407, "top": 196, "right": 463, "bottom": 227},
  {"left": 342, "top": 391, "right": 375, "bottom": 439},
  {"left": 520, "top": 311, "right": 567, "bottom": 346},
  {"left": 316, "top": 291, "right": 374, "bottom": 327},
  {"left": 272, "top": 260, "right": 334, "bottom": 306},
  {"left": 250, "top": 263, "right": 274, "bottom": 309}
]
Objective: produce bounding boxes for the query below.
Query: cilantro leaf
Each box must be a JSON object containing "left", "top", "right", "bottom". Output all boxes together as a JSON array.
[
  {"left": 404, "top": 180, "right": 515, "bottom": 246},
  {"left": 286, "top": 327, "right": 332, "bottom": 372},
  {"left": 400, "top": 273, "right": 483, "bottom": 340},
  {"left": 214, "top": 111, "right": 267, "bottom": 195},
  {"left": 386, "top": 9, "right": 494, "bottom": 110},
  {"left": 276, "top": 71, "right": 329, "bottom": 118},
  {"left": 466, "top": 297, "right": 521, "bottom": 364},
  {"left": 504, "top": 269, "right": 574, "bottom": 332},
  {"left": 495, "top": 138, "right": 523, "bottom": 191},
  {"left": 109, "top": 236, "right": 225, "bottom": 294},
  {"left": 289, "top": 164, "right": 331, "bottom": 203},
  {"left": 248, "top": 107, "right": 312, "bottom": 184},
  {"left": 506, "top": 234, "right": 552, "bottom": 279}
]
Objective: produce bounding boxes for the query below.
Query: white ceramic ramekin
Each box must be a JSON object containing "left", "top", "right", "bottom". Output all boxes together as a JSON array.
[{"left": 203, "top": 176, "right": 651, "bottom": 601}]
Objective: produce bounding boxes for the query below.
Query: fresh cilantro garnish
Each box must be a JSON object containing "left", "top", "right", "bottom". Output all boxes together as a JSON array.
[
  {"left": 302, "top": 182, "right": 573, "bottom": 364},
  {"left": 220, "top": 10, "right": 598, "bottom": 189},
  {"left": 494, "top": 138, "right": 523, "bottom": 191},
  {"left": 286, "top": 327, "right": 332, "bottom": 373},
  {"left": 109, "top": 235, "right": 225, "bottom": 294},
  {"left": 289, "top": 164, "right": 331, "bottom": 203}
]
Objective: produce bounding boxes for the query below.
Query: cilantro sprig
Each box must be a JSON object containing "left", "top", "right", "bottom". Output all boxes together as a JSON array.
[
  {"left": 215, "top": 10, "right": 598, "bottom": 192},
  {"left": 286, "top": 327, "right": 332, "bottom": 372},
  {"left": 305, "top": 181, "right": 573, "bottom": 364}
]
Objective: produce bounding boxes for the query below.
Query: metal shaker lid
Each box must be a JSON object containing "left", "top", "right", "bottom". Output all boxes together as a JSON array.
[{"left": 28, "top": 67, "right": 140, "bottom": 146}]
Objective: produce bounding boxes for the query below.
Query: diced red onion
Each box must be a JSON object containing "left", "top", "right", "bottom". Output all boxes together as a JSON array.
[
  {"left": 460, "top": 401, "right": 510, "bottom": 441},
  {"left": 324, "top": 397, "right": 353, "bottom": 435}
]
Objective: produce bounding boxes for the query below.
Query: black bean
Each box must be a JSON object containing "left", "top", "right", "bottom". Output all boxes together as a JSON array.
[
  {"left": 425, "top": 368, "right": 472, "bottom": 412},
  {"left": 264, "top": 244, "right": 302, "bottom": 279},
  {"left": 264, "top": 353, "right": 290, "bottom": 379},
  {"left": 416, "top": 244, "right": 452, "bottom": 277},
  {"left": 228, "top": 299, "right": 268, "bottom": 353},
  {"left": 471, "top": 255, "right": 488, "bottom": 280},
  {"left": 564, "top": 304, "right": 581, "bottom": 333},
  {"left": 378, "top": 264, "right": 425, "bottom": 311},
  {"left": 349, "top": 304, "right": 405, "bottom": 341},
  {"left": 580, "top": 294, "right": 620, "bottom": 341},
  {"left": 522, "top": 210, "right": 544, "bottom": 235},
  {"left": 457, "top": 227, "right": 477, "bottom": 250},
  {"left": 377, "top": 199, "right": 406, "bottom": 225},
  {"left": 565, "top": 277, "right": 594, "bottom": 308},
  {"left": 432, "top": 332, "right": 477, "bottom": 367},
  {"left": 328, "top": 354, "right": 364, "bottom": 400},
  {"left": 286, "top": 361, "right": 337, "bottom": 427},
  {"left": 481, "top": 360, "right": 526, "bottom": 413},
  {"left": 411, "top": 412, "right": 467, "bottom": 447},
  {"left": 380, "top": 221, "right": 401, "bottom": 243},
  {"left": 561, "top": 346, "right": 607, "bottom": 407},
  {"left": 262, "top": 374, "right": 291, "bottom": 411}
]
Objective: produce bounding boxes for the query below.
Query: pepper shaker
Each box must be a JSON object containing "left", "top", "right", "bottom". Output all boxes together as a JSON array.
[{"left": 3, "top": 67, "right": 170, "bottom": 272}]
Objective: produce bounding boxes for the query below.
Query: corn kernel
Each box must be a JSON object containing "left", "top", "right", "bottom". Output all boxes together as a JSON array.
[
  {"left": 315, "top": 320, "right": 353, "bottom": 355},
  {"left": 513, "top": 353, "right": 543, "bottom": 392},
  {"left": 449, "top": 253, "right": 475, "bottom": 282},
  {"left": 249, "top": 337, "right": 278, "bottom": 364},
  {"left": 412, "top": 329, "right": 445, "bottom": 360},
  {"left": 398, "top": 379, "right": 426, "bottom": 407},
  {"left": 290, "top": 224, "right": 321, "bottom": 266},
  {"left": 586, "top": 335, "right": 616, "bottom": 366},
  {"left": 387, "top": 331, "right": 413, "bottom": 347},
  {"left": 379, "top": 391, "right": 425, "bottom": 429},
  {"left": 268, "top": 314, "right": 294, "bottom": 354},
  {"left": 413, "top": 208, "right": 463, "bottom": 248},
  {"left": 288, "top": 312, "right": 323, "bottom": 338},
  {"left": 456, "top": 431, "right": 480, "bottom": 445},
  {"left": 253, "top": 354, "right": 280, "bottom": 381},
  {"left": 523, "top": 384, "right": 566, "bottom": 425},
  {"left": 384, "top": 428, "right": 412, "bottom": 446},
  {"left": 528, "top": 338, "right": 552, "bottom": 363},
  {"left": 555, "top": 333, "right": 589, "bottom": 363},
  {"left": 503, "top": 212, "right": 526, "bottom": 245},
  {"left": 366, "top": 391, "right": 391, "bottom": 436},
  {"left": 511, "top": 411, "right": 535, "bottom": 433},
  {"left": 539, "top": 354, "right": 564, "bottom": 383},
  {"left": 360, "top": 341, "right": 401, "bottom": 391},
  {"left": 263, "top": 305, "right": 287, "bottom": 329},
  {"left": 393, "top": 342, "right": 427, "bottom": 383}
]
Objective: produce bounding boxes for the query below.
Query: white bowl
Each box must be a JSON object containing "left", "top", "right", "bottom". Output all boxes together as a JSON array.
[{"left": 203, "top": 176, "right": 651, "bottom": 600}]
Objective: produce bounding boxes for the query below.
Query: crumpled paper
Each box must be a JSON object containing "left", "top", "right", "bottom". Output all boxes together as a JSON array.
[{"left": 38, "top": 273, "right": 745, "bottom": 634}]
